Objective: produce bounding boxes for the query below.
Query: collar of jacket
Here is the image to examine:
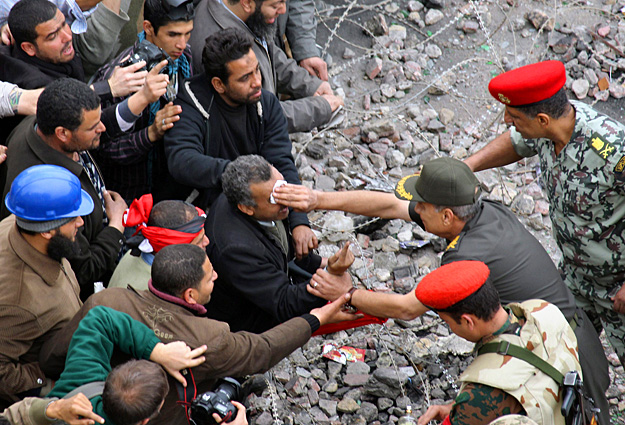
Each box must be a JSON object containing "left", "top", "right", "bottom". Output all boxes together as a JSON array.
[
  {"left": 148, "top": 279, "right": 207, "bottom": 315},
  {"left": 7, "top": 217, "right": 69, "bottom": 287}
]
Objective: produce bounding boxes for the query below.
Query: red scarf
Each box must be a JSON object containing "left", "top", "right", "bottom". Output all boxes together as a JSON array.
[{"left": 124, "top": 194, "right": 205, "bottom": 253}]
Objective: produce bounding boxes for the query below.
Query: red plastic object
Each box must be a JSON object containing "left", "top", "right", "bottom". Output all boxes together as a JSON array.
[{"left": 312, "top": 313, "right": 387, "bottom": 336}]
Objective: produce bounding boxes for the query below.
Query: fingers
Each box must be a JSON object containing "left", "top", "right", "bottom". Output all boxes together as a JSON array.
[
  {"left": 149, "top": 59, "right": 169, "bottom": 75},
  {"left": 232, "top": 401, "right": 248, "bottom": 424},
  {"left": 171, "top": 370, "right": 188, "bottom": 387},
  {"left": 125, "top": 60, "right": 148, "bottom": 73}
]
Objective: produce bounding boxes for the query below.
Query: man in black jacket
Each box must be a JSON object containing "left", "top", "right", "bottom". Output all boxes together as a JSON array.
[
  {"left": 205, "top": 155, "right": 353, "bottom": 333},
  {"left": 163, "top": 28, "right": 317, "bottom": 258},
  {"left": 1, "top": 79, "right": 127, "bottom": 300}
]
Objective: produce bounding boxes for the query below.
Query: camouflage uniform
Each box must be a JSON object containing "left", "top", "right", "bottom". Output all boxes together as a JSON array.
[
  {"left": 456, "top": 300, "right": 581, "bottom": 425},
  {"left": 489, "top": 415, "right": 540, "bottom": 425},
  {"left": 510, "top": 100, "right": 625, "bottom": 363}
]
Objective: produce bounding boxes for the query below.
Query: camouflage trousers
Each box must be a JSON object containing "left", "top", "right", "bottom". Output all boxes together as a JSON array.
[{"left": 564, "top": 267, "right": 625, "bottom": 366}]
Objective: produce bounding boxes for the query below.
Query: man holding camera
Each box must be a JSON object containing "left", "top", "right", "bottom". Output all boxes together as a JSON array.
[
  {"left": 91, "top": 0, "right": 194, "bottom": 202},
  {"left": 40, "top": 244, "right": 354, "bottom": 425}
]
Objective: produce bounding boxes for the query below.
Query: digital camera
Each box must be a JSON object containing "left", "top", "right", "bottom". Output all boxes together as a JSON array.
[{"left": 190, "top": 378, "right": 242, "bottom": 424}]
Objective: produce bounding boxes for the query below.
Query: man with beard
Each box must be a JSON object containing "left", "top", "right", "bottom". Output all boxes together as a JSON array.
[
  {"left": 0, "top": 164, "right": 92, "bottom": 408},
  {"left": 188, "top": 0, "right": 342, "bottom": 133},
  {"left": 163, "top": 28, "right": 318, "bottom": 259},
  {"left": 1, "top": 78, "right": 128, "bottom": 300}
]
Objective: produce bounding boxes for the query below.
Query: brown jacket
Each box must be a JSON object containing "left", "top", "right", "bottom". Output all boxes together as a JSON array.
[
  {"left": 0, "top": 216, "right": 82, "bottom": 404},
  {"left": 39, "top": 287, "right": 314, "bottom": 425}
]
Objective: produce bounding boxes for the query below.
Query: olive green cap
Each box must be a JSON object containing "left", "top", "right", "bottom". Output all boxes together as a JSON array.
[{"left": 394, "top": 157, "right": 481, "bottom": 206}]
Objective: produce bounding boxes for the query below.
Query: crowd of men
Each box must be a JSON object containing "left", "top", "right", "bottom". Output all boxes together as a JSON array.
[{"left": 0, "top": 0, "right": 623, "bottom": 423}]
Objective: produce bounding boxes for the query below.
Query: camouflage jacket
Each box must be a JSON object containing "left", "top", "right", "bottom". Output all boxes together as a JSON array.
[
  {"left": 510, "top": 101, "right": 625, "bottom": 290},
  {"left": 458, "top": 300, "right": 581, "bottom": 425}
]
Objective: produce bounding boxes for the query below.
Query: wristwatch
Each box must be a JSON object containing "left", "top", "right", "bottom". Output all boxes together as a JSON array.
[{"left": 343, "top": 287, "right": 358, "bottom": 313}]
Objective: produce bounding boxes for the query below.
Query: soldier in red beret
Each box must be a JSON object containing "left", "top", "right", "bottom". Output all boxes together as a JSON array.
[
  {"left": 414, "top": 261, "right": 582, "bottom": 425},
  {"left": 465, "top": 60, "right": 625, "bottom": 380}
]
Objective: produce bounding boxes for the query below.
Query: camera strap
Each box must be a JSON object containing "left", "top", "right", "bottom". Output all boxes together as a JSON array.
[
  {"left": 478, "top": 341, "right": 598, "bottom": 425},
  {"left": 175, "top": 369, "right": 198, "bottom": 425}
]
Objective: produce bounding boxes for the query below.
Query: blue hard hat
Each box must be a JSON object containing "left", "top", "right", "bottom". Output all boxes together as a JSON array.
[{"left": 5, "top": 164, "right": 94, "bottom": 221}]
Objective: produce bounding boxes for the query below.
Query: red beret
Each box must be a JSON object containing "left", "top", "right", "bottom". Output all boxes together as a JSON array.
[
  {"left": 415, "top": 261, "right": 490, "bottom": 309},
  {"left": 488, "top": 60, "right": 566, "bottom": 106}
]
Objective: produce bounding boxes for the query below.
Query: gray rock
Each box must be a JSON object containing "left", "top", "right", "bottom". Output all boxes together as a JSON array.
[
  {"left": 369, "top": 153, "right": 387, "bottom": 169},
  {"left": 380, "top": 83, "right": 396, "bottom": 98},
  {"left": 316, "top": 175, "right": 336, "bottom": 191},
  {"left": 584, "top": 68, "right": 599, "bottom": 86},
  {"left": 389, "top": 25, "right": 407, "bottom": 40},
  {"left": 424, "top": 9, "right": 444, "bottom": 25},
  {"left": 346, "top": 361, "right": 371, "bottom": 375},
  {"left": 337, "top": 398, "right": 360, "bottom": 413},
  {"left": 362, "top": 119, "right": 396, "bottom": 138},
  {"left": 343, "top": 48, "right": 356, "bottom": 59},
  {"left": 328, "top": 155, "right": 350, "bottom": 170},
  {"left": 386, "top": 149, "right": 406, "bottom": 168},
  {"left": 511, "top": 194, "right": 535, "bottom": 216},
  {"left": 296, "top": 367, "right": 312, "bottom": 378},
  {"left": 572, "top": 79, "right": 590, "bottom": 99},
  {"left": 322, "top": 379, "right": 339, "bottom": 393},
  {"left": 439, "top": 108, "right": 455, "bottom": 125},
  {"left": 344, "top": 374, "right": 370, "bottom": 386},
  {"left": 408, "top": 0, "right": 423, "bottom": 11},
  {"left": 309, "top": 407, "right": 329, "bottom": 423},
  {"left": 327, "top": 362, "right": 343, "bottom": 378},
  {"left": 461, "top": 20, "right": 479, "bottom": 33},
  {"left": 425, "top": 43, "right": 442, "bottom": 58},
  {"left": 308, "top": 388, "right": 320, "bottom": 406},
  {"left": 609, "top": 83, "right": 625, "bottom": 99},
  {"left": 375, "top": 268, "right": 392, "bottom": 282},
  {"left": 365, "top": 14, "right": 389, "bottom": 36},
  {"left": 285, "top": 376, "right": 307, "bottom": 397},
  {"left": 255, "top": 411, "right": 274, "bottom": 425},
  {"left": 364, "top": 380, "right": 401, "bottom": 398},
  {"left": 299, "top": 165, "right": 316, "bottom": 181},
  {"left": 306, "top": 142, "right": 329, "bottom": 159},
  {"left": 359, "top": 401, "right": 379, "bottom": 422},
  {"left": 366, "top": 57, "right": 383, "bottom": 79},
  {"left": 382, "top": 236, "right": 400, "bottom": 252},
  {"left": 395, "top": 139, "right": 413, "bottom": 157},
  {"left": 319, "top": 399, "right": 338, "bottom": 417},
  {"left": 427, "top": 120, "right": 446, "bottom": 132},
  {"left": 525, "top": 10, "right": 554, "bottom": 31},
  {"left": 373, "top": 367, "right": 409, "bottom": 387}
]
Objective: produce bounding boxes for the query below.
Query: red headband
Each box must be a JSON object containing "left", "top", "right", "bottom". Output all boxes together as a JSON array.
[{"left": 124, "top": 194, "right": 206, "bottom": 253}]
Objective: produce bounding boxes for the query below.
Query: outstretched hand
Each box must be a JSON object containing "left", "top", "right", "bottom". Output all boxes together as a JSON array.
[
  {"left": 326, "top": 242, "right": 355, "bottom": 275},
  {"left": 150, "top": 341, "right": 207, "bottom": 387},
  {"left": 417, "top": 403, "right": 453, "bottom": 425},
  {"left": 308, "top": 268, "right": 353, "bottom": 301},
  {"left": 273, "top": 184, "right": 318, "bottom": 212},
  {"left": 45, "top": 393, "right": 105, "bottom": 425},
  {"left": 310, "top": 292, "right": 361, "bottom": 325}
]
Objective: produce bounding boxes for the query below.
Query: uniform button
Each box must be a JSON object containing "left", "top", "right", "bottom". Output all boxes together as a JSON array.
[{"left": 37, "top": 378, "right": 43, "bottom": 384}]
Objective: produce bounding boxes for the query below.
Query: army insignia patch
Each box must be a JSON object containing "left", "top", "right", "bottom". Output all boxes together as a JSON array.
[
  {"left": 395, "top": 175, "right": 414, "bottom": 201},
  {"left": 615, "top": 156, "right": 625, "bottom": 174},
  {"left": 589, "top": 133, "right": 615, "bottom": 160},
  {"left": 498, "top": 93, "right": 511, "bottom": 104},
  {"left": 445, "top": 235, "right": 460, "bottom": 251}
]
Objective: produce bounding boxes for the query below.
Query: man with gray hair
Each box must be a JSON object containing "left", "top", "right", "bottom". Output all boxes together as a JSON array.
[
  {"left": 205, "top": 154, "right": 354, "bottom": 333},
  {"left": 274, "top": 156, "right": 610, "bottom": 423}
]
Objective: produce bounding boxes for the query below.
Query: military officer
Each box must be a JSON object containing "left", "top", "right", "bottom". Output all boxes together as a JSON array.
[
  {"left": 464, "top": 60, "right": 625, "bottom": 369},
  {"left": 274, "top": 157, "right": 610, "bottom": 424},
  {"left": 415, "top": 260, "right": 581, "bottom": 425}
]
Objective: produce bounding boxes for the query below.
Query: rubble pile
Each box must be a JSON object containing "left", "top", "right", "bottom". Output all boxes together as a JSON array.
[{"left": 248, "top": 0, "right": 625, "bottom": 422}]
